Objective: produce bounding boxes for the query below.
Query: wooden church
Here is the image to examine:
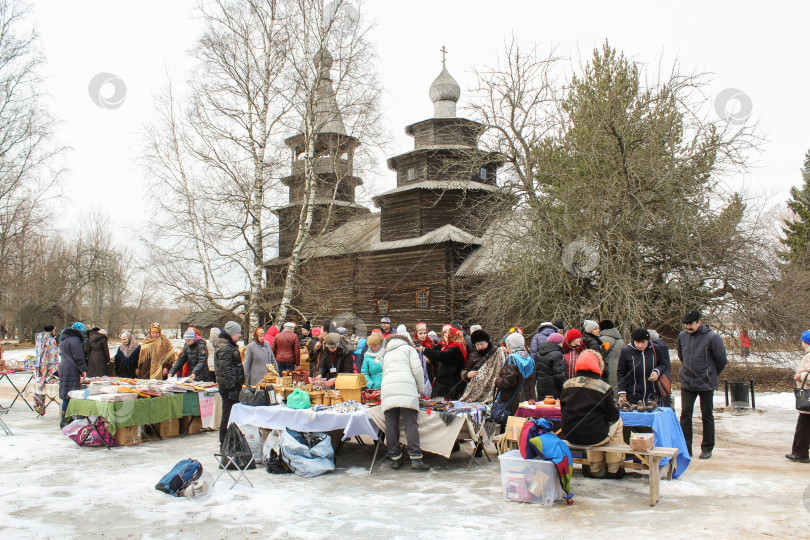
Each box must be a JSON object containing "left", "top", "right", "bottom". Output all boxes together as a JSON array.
[{"left": 264, "top": 49, "right": 504, "bottom": 330}]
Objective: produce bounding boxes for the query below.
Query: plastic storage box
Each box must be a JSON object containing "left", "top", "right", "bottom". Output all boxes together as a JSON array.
[{"left": 498, "top": 450, "right": 564, "bottom": 505}]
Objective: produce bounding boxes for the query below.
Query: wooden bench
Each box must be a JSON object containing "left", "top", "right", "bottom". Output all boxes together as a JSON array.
[{"left": 565, "top": 443, "right": 679, "bottom": 506}]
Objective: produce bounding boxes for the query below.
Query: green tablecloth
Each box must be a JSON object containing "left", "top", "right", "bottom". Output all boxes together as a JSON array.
[
  {"left": 182, "top": 391, "right": 201, "bottom": 416},
  {"left": 65, "top": 394, "right": 184, "bottom": 433}
]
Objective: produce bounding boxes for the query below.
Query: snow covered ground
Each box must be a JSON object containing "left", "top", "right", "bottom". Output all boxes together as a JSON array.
[{"left": 0, "top": 388, "right": 808, "bottom": 539}]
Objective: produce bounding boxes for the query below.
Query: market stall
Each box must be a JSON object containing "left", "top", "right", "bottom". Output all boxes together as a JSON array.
[{"left": 228, "top": 402, "right": 379, "bottom": 441}]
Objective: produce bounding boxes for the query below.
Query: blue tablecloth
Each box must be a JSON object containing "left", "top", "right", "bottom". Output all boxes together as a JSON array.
[{"left": 620, "top": 407, "right": 690, "bottom": 478}]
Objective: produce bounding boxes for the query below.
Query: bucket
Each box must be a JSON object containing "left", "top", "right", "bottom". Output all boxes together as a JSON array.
[{"left": 729, "top": 381, "right": 749, "bottom": 407}]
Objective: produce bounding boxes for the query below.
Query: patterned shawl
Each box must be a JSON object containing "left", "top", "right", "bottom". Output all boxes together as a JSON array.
[{"left": 460, "top": 347, "right": 506, "bottom": 403}]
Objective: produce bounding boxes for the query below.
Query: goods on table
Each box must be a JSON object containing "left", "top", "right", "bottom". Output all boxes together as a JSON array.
[
  {"left": 629, "top": 432, "right": 655, "bottom": 451},
  {"left": 361, "top": 389, "right": 380, "bottom": 406}
]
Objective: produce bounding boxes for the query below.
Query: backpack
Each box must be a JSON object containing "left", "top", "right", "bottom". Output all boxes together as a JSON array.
[
  {"left": 155, "top": 459, "right": 203, "bottom": 496},
  {"left": 492, "top": 359, "right": 526, "bottom": 425}
]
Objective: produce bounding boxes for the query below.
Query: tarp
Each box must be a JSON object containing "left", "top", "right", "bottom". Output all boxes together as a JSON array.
[{"left": 620, "top": 407, "right": 691, "bottom": 477}]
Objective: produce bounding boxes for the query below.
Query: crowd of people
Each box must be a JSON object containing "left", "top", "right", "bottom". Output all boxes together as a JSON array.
[{"left": 28, "top": 308, "right": 810, "bottom": 469}]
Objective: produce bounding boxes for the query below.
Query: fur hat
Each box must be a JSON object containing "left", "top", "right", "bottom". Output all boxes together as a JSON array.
[
  {"left": 324, "top": 332, "right": 340, "bottom": 348},
  {"left": 301, "top": 320, "right": 311, "bottom": 331},
  {"left": 682, "top": 310, "right": 701, "bottom": 324},
  {"left": 632, "top": 328, "right": 651, "bottom": 342},
  {"left": 224, "top": 321, "right": 242, "bottom": 336},
  {"left": 576, "top": 350, "right": 603, "bottom": 376},
  {"left": 565, "top": 329, "right": 582, "bottom": 342},
  {"left": 470, "top": 329, "right": 491, "bottom": 344},
  {"left": 469, "top": 324, "right": 482, "bottom": 334},
  {"left": 547, "top": 332, "right": 564, "bottom": 345},
  {"left": 583, "top": 320, "right": 599, "bottom": 333},
  {"left": 505, "top": 332, "right": 525, "bottom": 350}
]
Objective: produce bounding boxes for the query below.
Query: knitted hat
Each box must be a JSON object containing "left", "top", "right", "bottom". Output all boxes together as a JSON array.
[
  {"left": 337, "top": 326, "right": 348, "bottom": 336},
  {"left": 371, "top": 328, "right": 382, "bottom": 334},
  {"left": 302, "top": 320, "right": 311, "bottom": 331},
  {"left": 576, "top": 350, "right": 603, "bottom": 376},
  {"left": 599, "top": 319, "right": 615, "bottom": 330},
  {"left": 682, "top": 310, "right": 701, "bottom": 324},
  {"left": 632, "top": 328, "right": 651, "bottom": 342},
  {"left": 505, "top": 332, "right": 525, "bottom": 350},
  {"left": 224, "top": 321, "right": 242, "bottom": 336},
  {"left": 396, "top": 324, "right": 407, "bottom": 335},
  {"left": 209, "top": 327, "right": 220, "bottom": 340},
  {"left": 470, "top": 329, "right": 491, "bottom": 345},
  {"left": 565, "top": 329, "right": 582, "bottom": 342},
  {"left": 547, "top": 332, "right": 564, "bottom": 345},
  {"left": 802, "top": 330, "right": 810, "bottom": 345},
  {"left": 183, "top": 328, "right": 196, "bottom": 340},
  {"left": 324, "top": 332, "right": 340, "bottom": 348},
  {"left": 428, "top": 330, "right": 439, "bottom": 342},
  {"left": 583, "top": 320, "right": 599, "bottom": 333},
  {"left": 552, "top": 319, "right": 566, "bottom": 332},
  {"left": 283, "top": 321, "right": 296, "bottom": 330}
]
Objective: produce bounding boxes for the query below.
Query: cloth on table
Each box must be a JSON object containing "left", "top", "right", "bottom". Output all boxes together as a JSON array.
[
  {"left": 65, "top": 394, "right": 184, "bottom": 434},
  {"left": 515, "top": 406, "right": 562, "bottom": 420},
  {"left": 367, "top": 405, "right": 474, "bottom": 458},
  {"left": 620, "top": 407, "right": 691, "bottom": 478},
  {"left": 181, "top": 391, "right": 221, "bottom": 429},
  {"left": 227, "top": 403, "right": 379, "bottom": 441}
]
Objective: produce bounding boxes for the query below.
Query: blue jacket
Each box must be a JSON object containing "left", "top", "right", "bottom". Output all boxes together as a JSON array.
[
  {"left": 58, "top": 328, "right": 87, "bottom": 400},
  {"left": 530, "top": 324, "right": 558, "bottom": 360},
  {"left": 676, "top": 322, "right": 728, "bottom": 392},
  {"left": 361, "top": 349, "right": 383, "bottom": 389}
]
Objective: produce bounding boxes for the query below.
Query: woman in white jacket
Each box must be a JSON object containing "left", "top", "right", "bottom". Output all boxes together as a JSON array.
[{"left": 381, "top": 334, "right": 429, "bottom": 470}]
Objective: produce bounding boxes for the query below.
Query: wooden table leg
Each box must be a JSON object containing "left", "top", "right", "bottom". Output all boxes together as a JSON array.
[{"left": 649, "top": 456, "right": 661, "bottom": 506}]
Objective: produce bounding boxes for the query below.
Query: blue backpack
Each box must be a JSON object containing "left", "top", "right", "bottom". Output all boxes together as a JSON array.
[{"left": 155, "top": 459, "right": 203, "bottom": 496}]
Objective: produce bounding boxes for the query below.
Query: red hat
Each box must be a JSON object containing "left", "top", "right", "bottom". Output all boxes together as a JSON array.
[
  {"left": 565, "top": 329, "right": 582, "bottom": 342},
  {"left": 371, "top": 329, "right": 382, "bottom": 334},
  {"left": 576, "top": 350, "right": 603, "bottom": 376}
]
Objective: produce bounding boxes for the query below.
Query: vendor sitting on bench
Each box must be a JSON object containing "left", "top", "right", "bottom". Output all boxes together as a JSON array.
[{"left": 560, "top": 350, "right": 626, "bottom": 479}]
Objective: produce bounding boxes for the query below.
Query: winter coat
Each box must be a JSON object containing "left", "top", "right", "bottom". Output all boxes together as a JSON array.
[
  {"left": 361, "top": 347, "right": 384, "bottom": 389},
  {"left": 616, "top": 342, "right": 667, "bottom": 403},
  {"left": 560, "top": 371, "right": 620, "bottom": 445},
  {"left": 85, "top": 332, "right": 111, "bottom": 377},
  {"left": 58, "top": 328, "right": 87, "bottom": 400},
  {"left": 797, "top": 349, "right": 810, "bottom": 415},
  {"left": 318, "top": 340, "right": 354, "bottom": 379},
  {"left": 530, "top": 323, "right": 559, "bottom": 360},
  {"left": 598, "top": 328, "right": 624, "bottom": 395},
  {"left": 272, "top": 330, "right": 300, "bottom": 367},
  {"left": 244, "top": 340, "right": 276, "bottom": 386},
  {"left": 422, "top": 344, "right": 465, "bottom": 399},
  {"left": 461, "top": 344, "right": 495, "bottom": 382},
  {"left": 214, "top": 332, "right": 244, "bottom": 401},
  {"left": 170, "top": 339, "right": 211, "bottom": 381},
  {"left": 535, "top": 341, "right": 566, "bottom": 399},
  {"left": 137, "top": 334, "right": 176, "bottom": 380},
  {"left": 676, "top": 322, "right": 728, "bottom": 392},
  {"left": 494, "top": 350, "right": 537, "bottom": 416},
  {"left": 114, "top": 345, "right": 140, "bottom": 378},
  {"left": 562, "top": 341, "right": 587, "bottom": 380},
  {"left": 380, "top": 336, "right": 425, "bottom": 412},
  {"left": 582, "top": 331, "right": 602, "bottom": 354}
]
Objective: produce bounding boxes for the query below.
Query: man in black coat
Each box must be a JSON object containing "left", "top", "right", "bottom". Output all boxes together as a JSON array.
[
  {"left": 561, "top": 350, "right": 625, "bottom": 479},
  {"left": 319, "top": 332, "right": 355, "bottom": 384},
  {"left": 677, "top": 310, "right": 727, "bottom": 460},
  {"left": 215, "top": 321, "right": 244, "bottom": 443}
]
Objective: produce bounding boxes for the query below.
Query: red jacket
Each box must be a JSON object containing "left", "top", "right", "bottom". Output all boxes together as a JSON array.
[{"left": 272, "top": 330, "right": 301, "bottom": 367}]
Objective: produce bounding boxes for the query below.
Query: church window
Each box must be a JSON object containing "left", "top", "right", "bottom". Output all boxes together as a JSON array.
[
  {"left": 479, "top": 167, "right": 487, "bottom": 180},
  {"left": 407, "top": 167, "right": 416, "bottom": 181},
  {"left": 416, "top": 288, "right": 430, "bottom": 308},
  {"left": 376, "top": 299, "right": 389, "bottom": 314}
]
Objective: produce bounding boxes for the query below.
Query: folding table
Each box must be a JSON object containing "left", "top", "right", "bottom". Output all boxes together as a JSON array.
[{"left": 0, "top": 371, "right": 35, "bottom": 412}]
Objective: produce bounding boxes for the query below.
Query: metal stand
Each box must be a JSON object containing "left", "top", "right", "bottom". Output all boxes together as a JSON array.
[
  {"left": 0, "top": 372, "right": 35, "bottom": 412},
  {"left": 213, "top": 452, "right": 255, "bottom": 489}
]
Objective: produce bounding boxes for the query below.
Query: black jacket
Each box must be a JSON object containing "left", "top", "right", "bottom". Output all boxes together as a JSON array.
[
  {"left": 423, "top": 345, "right": 465, "bottom": 399},
  {"left": 170, "top": 339, "right": 211, "bottom": 381},
  {"left": 617, "top": 343, "right": 667, "bottom": 403},
  {"left": 676, "top": 322, "right": 728, "bottom": 392},
  {"left": 461, "top": 344, "right": 495, "bottom": 382},
  {"left": 535, "top": 341, "right": 566, "bottom": 399},
  {"left": 560, "top": 371, "right": 619, "bottom": 445},
  {"left": 114, "top": 345, "right": 140, "bottom": 378},
  {"left": 86, "top": 332, "right": 111, "bottom": 378},
  {"left": 582, "top": 331, "right": 603, "bottom": 354},
  {"left": 318, "top": 341, "right": 354, "bottom": 379},
  {"left": 58, "top": 328, "right": 87, "bottom": 400},
  {"left": 215, "top": 332, "right": 244, "bottom": 400}
]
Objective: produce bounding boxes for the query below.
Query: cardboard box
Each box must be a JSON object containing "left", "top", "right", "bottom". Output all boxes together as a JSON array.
[
  {"left": 630, "top": 432, "right": 654, "bottom": 452},
  {"left": 113, "top": 424, "right": 142, "bottom": 446},
  {"left": 179, "top": 415, "right": 202, "bottom": 435},
  {"left": 505, "top": 416, "right": 528, "bottom": 441},
  {"left": 335, "top": 373, "right": 366, "bottom": 390},
  {"left": 158, "top": 418, "right": 180, "bottom": 438}
]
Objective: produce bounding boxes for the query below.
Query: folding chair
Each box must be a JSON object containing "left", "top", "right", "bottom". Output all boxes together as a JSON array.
[
  {"left": 0, "top": 405, "right": 12, "bottom": 436},
  {"left": 213, "top": 452, "right": 255, "bottom": 489}
]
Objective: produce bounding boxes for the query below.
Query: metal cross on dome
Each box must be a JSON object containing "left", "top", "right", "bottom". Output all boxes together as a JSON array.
[{"left": 440, "top": 45, "right": 447, "bottom": 66}]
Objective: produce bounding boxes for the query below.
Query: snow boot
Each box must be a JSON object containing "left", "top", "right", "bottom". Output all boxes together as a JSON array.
[
  {"left": 410, "top": 458, "right": 430, "bottom": 471},
  {"left": 605, "top": 467, "right": 626, "bottom": 480},
  {"left": 390, "top": 455, "right": 404, "bottom": 469}
]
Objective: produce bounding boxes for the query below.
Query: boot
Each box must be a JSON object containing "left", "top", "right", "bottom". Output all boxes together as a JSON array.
[
  {"left": 410, "top": 458, "right": 430, "bottom": 471},
  {"left": 605, "top": 467, "right": 626, "bottom": 480},
  {"left": 59, "top": 412, "right": 70, "bottom": 429},
  {"left": 390, "top": 454, "right": 404, "bottom": 469}
]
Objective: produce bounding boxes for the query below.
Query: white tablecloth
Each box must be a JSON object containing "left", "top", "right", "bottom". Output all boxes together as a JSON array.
[
  {"left": 228, "top": 404, "right": 379, "bottom": 441},
  {"left": 365, "top": 406, "right": 469, "bottom": 458}
]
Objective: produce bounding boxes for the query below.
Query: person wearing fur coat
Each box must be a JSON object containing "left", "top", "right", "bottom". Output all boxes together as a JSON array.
[{"left": 381, "top": 333, "right": 429, "bottom": 471}]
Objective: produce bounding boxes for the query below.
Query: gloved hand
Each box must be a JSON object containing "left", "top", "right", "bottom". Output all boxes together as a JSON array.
[{"left": 648, "top": 370, "right": 659, "bottom": 382}]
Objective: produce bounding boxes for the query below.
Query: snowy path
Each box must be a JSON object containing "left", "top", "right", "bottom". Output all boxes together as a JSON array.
[{"left": 0, "top": 392, "right": 807, "bottom": 539}]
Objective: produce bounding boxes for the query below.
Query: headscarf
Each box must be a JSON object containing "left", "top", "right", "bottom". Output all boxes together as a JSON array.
[
  {"left": 442, "top": 327, "right": 467, "bottom": 362},
  {"left": 505, "top": 332, "right": 534, "bottom": 378},
  {"left": 414, "top": 322, "right": 433, "bottom": 349},
  {"left": 254, "top": 328, "right": 265, "bottom": 344},
  {"left": 119, "top": 331, "right": 139, "bottom": 357}
]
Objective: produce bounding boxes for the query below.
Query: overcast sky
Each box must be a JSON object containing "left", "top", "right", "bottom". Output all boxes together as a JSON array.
[{"left": 29, "top": 0, "right": 810, "bottom": 242}]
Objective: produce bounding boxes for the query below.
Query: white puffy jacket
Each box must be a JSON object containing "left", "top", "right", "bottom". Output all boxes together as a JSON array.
[{"left": 381, "top": 335, "right": 425, "bottom": 412}]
